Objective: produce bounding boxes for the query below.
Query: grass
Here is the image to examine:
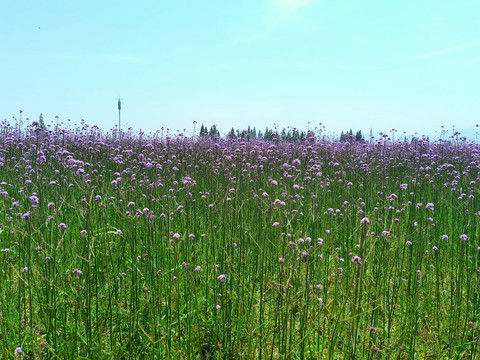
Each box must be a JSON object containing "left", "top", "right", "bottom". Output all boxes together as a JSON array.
[{"left": 0, "top": 123, "right": 479, "bottom": 359}]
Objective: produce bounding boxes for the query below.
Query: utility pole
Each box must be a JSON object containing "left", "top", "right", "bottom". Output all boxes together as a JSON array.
[{"left": 117, "top": 98, "right": 122, "bottom": 137}]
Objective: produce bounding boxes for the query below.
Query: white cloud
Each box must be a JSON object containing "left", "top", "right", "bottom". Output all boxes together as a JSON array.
[
  {"left": 272, "top": 0, "right": 312, "bottom": 13},
  {"left": 411, "top": 41, "right": 480, "bottom": 60}
]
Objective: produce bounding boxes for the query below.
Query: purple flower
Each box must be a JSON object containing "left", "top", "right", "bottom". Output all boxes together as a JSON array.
[
  {"left": 22, "top": 267, "right": 29, "bottom": 273},
  {"left": 406, "top": 241, "right": 412, "bottom": 246},
  {"left": 80, "top": 230, "right": 87, "bottom": 236},
  {"left": 22, "top": 212, "right": 31, "bottom": 220},
  {"left": 95, "top": 195, "right": 102, "bottom": 201},
  {"left": 127, "top": 202, "right": 135, "bottom": 207},
  {"left": 352, "top": 255, "right": 362, "bottom": 264},
  {"left": 442, "top": 235, "right": 449, "bottom": 240},
  {"left": 73, "top": 269, "right": 82, "bottom": 275},
  {"left": 47, "top": 202, "right": 55, "bottom": 209},
  {"left": 194, "top": 266, "right": 201, "bottom": 272},
  {"left": 279, "top": 258, "right": 285, "bottom": 263},
  {"left": 360, "top": 217, "right": 370, "bottom": 224},
  {"left": 460, "top": 234, "right": 468, "bottom": 241},
  {"left": 58, "top": 223, "right": 66, "bottom": 229},
  {"left": 217, "top": 274, "right": 227, "bottom": 283},
  {"left": 14, "top": 347, "right": 22, "bottom": 356},
  {"left": 29, "top": 195, "right": 39, "bottom": 204},
  {"left": 216, "top": 304, "right": 221, "bottom": 310}
]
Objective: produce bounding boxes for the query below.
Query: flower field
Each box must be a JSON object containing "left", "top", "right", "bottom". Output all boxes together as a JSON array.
[{"left": 0, "top": 123, "right": 479, "bottom": 359}]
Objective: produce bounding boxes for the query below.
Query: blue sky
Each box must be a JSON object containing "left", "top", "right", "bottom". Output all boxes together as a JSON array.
[{"left": 1, "top": 0, "right": 480, "bottom": 137}]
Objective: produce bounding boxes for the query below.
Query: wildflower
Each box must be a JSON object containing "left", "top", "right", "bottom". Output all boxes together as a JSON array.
[
  {"left": 316, "top": 284, "right": 323, "bottom": 290},
  {"left": 45, "top": 256, "right": 51, "bottom": 261},
  {"left": 14, "top": 347, "right": 22, "bottom": 356},
  {"left": 216, "top": 305, "right": 221, "bottom": 310},
  {"left": 58, "top": 223, "right": 66, "bottom": 229},
  {"left": 217, "top": 274, "right": 227, "bottom": 282},
  {"left": 433, "top": 246, "right": 438, "bottom": 251},
  {"left": 23, "top": 267, "right": 29, "bottom": 273},
  {"left": 360, "top": 217, "right": 370, "bottom": 224},
  {"left": 442, "top": 235, "right": 449, "bottom": 240},
  {"left": 272, "top": 222, "right": 280, "bottom": 227},
  {"left": 157, "top": 269, "right": 162, "bottom": 275},
  {"left": 47, "top": 202, "right": 55, "bottom": 209},
  {"left": 22, "top": 212, "right": 31, "bottom": 220},
  {"left": 29, "top": 195, "right": 39, "bottom": 204},
  {"left": 95, "top": 195, "right": 102, "bottom": 201},
  {"left": 194, "top": 266, "right": 201, "bottom": 272},
  {"left": 352, "top": 255, "right": 362, "bottom": 264},
  {"left": 460, "top": 234, "right": 468, "bottom": 241},
  {"left": 279, "top": 258, "right": 285, "bottom": 263},
  {"left": 381, "top": 231, "right": 389, "bottom": 237},
  {"left": 80, "top": 230, "right": 87, "bottom": 236},
  {"left": 73, "top": 269, "right": 82, "bottom": 275},
  {"left": 406, "top": 241, "right": 412, "bottom": 246},
  {"left": 318, "top": 298, "right": 323, "bottom": 305},
  {"left": 127, "top": 202, "right": 135, "bottom": 207}
]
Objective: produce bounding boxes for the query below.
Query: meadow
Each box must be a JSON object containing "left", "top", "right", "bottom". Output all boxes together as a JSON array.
[{"left": 0, "top": 121, "right": 479, "bottom": 359}]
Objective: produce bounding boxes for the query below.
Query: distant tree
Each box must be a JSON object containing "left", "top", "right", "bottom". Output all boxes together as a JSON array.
[
  {"left": 209, "top": 125, "right": 219, "bottom": 138},
  {"left": 227, "top": 128, "right": 236, "bottom": 139},
  {"left": 199, "top": 124, "right": 208, "bottom": 137},
  {"left": 355, "top": 130, "right": 364, "bottom": 142},
  {"left": 39, "top": 113, "right": 46, "bottom": 129}
]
